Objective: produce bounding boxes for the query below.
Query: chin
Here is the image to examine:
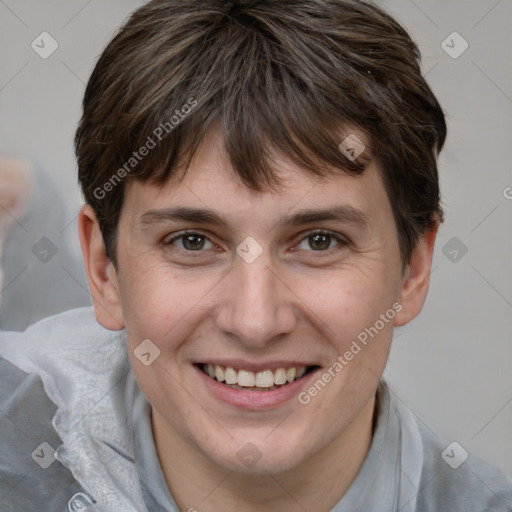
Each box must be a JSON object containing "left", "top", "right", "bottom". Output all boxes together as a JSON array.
[{"left": 200, "top": 430, "right": 312, "bottom": 475}]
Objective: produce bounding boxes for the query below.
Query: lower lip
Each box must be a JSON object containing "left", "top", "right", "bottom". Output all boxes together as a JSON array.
[{"left": 194, "top": 365, "right": 321, "bottom": 410}]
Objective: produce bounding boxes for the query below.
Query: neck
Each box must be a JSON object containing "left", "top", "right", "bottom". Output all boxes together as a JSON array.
[{"left": 152, "top": 395, "right": 376, "bottom": 511}]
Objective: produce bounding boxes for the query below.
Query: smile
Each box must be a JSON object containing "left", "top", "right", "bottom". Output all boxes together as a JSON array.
[{"left": 199, "top": 364, "right": 316, "bottom": 391}]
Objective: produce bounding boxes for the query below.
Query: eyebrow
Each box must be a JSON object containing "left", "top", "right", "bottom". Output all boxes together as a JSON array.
[{"left": 139, "top": 204, "right": 371, "bottom": 229}]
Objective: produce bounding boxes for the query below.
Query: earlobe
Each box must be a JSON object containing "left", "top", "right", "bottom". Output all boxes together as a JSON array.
[
  {"left": 78, "top": 204, "right": 125, "bottom": 330},
  {"left": 394, "top": 222, "right": 439, "bottom": 327}
]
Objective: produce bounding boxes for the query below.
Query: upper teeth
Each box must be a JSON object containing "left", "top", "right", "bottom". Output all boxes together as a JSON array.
[{"left": 204, "top": 364, "right": 307, "bottom": 387}]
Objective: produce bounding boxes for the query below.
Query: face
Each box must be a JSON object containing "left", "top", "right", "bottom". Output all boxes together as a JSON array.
[{"left": 80, "top": 126, "right": 435, "bottom": 475}]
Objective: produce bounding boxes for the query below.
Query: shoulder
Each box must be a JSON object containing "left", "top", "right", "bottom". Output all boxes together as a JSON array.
[
  {"left": 0, "top": 357, "right": 91, "bottom": 511},
  {"left": 0, "top": 306, "right": 124, "bottom": 373},
  {"left": 0, "top": 308, "right": 118, "bottom": 511},
  {"left": 413, "top": 415, "right": 512, "bottom": 512}
]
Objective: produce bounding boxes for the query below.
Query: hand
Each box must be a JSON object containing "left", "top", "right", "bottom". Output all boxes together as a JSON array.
[{"left": 0, "top": 157, "right": 32, "bottom": 236}]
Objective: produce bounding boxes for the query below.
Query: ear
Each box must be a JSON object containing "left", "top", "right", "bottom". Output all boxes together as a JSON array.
[
  {"left": 78, "top": 204, "right": 124, "bottom": 330},
  {"left": 394, "top": 220, "right": 439, "bottom": 327}
]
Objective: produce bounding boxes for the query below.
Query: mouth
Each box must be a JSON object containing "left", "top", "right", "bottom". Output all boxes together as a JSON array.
[{"left": 197, "top": 363, "right": 319, "bottom": 392}]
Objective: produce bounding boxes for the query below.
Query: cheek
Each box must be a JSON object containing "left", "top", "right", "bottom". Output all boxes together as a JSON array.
[
  {"left": 118, "top": 260, "right": 215, "bottom": 340},
  {"left": 298, "top": 266, "right": 396, "bottom": 339}
]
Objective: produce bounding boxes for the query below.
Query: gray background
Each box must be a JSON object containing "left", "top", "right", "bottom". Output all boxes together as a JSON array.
[{"left": 0, "top": 0, "right": 511, "bottom": 478}]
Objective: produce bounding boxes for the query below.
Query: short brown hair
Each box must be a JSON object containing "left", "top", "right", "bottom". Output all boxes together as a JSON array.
[{"left": 76, "top": 0, "right": 446, "bottom": 267}]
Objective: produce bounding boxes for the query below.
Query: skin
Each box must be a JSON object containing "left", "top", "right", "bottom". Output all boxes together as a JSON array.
[
  {"left": 0, "top": 157, "right": 32, "bottom": 239},
  {"left": 0, "top": 157, "right": 32, "bottom": 305},
  {"left": 79, "top": 126, "right": 438, "bottom": 511}
]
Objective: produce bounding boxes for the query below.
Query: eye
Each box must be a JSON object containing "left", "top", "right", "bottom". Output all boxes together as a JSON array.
[
  {"left": 164, "top": 230, "right": 347, "bottom": 254},
  {"left": 165, "top": 231, "right": 215, "bottom": 251},
  {"left": 295, "top": 231, "right": 347, "bottom": 252}
]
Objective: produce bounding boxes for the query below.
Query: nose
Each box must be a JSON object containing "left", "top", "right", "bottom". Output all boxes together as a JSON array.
[{"left": 214, "top": 252, "right": 296, "bottom": 348}]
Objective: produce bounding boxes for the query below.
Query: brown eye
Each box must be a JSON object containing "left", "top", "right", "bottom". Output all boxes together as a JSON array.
[
  {"left": 308, "top": 233, "right": 332, "bottom": 251},
  {"left": 181, "top": 234, "right": 206, "bottom": 250},
  {"left": 295, "top": 231, "right": 346, "bottom": 252},
  {"left": 166, "top": 232, "right": 214, "bottom": 251}
]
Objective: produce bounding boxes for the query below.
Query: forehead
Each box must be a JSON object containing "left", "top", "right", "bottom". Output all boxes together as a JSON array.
[{"left": 122, "top": 127, "right": 393, "bottom": 231}]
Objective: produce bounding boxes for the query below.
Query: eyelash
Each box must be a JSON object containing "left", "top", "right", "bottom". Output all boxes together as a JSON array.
[{"left": 164, "top": 230, "right": 348, "bottom": 254}]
